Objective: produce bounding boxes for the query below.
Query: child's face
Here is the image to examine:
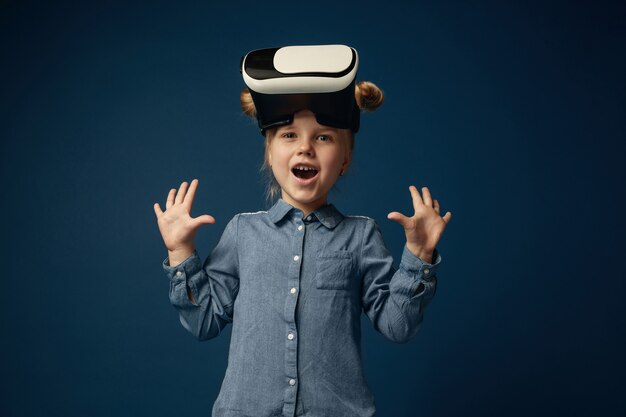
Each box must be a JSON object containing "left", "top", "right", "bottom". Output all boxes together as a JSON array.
[{"left": 267, "top": 109, "right": 352, "bottom": 215}]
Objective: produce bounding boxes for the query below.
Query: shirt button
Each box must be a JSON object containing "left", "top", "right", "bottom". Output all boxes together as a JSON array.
[
  {"left": 289, "top": 379, "right": 296, "bottom": 386},
  {"left": 293, "top": 255, "right": 300, "bottom": 262},
  {"left": 287, "top": 333, "right": 294, "bottom": 340},
  {"left": 176, "top": 271, "right": 182, "bottom": 277},
  {"left": 305, "top": 216, "right": 312, "bottom": 221},
  {"left": 424, "top": 268, "right": 430, "bottom": 275},
  {"left": 297, "top": 225, "right": 303, "bottom": 231},
  {"left": 290, "top": 287, "right": 297, "bottom": 294}
]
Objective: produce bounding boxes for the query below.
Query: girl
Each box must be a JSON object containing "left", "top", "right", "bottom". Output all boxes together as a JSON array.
[{"left": 154, "top": 45, "right": 451, "bottom": 417}]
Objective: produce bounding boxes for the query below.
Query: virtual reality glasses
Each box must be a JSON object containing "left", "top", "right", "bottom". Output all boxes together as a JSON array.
[{"left": 240, "top": 45, "right": 360, "bottom": 133}]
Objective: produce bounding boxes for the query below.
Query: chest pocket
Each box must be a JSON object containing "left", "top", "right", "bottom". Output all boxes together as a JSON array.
[{"left": 315, "top": 251, "right": 354, "bottom": 290}]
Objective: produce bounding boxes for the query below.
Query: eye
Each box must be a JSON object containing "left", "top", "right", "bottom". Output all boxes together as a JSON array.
[
  {"left": 317, "top": 134, "right": 332, "bottom": 142},
  {"left": 281, "top": 132, "right": 297, "bottom": 139}
]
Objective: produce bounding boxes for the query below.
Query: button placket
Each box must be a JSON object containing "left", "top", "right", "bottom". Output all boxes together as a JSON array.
[{"left": 283, "top": 215, "right": 305, "bottom": 413}]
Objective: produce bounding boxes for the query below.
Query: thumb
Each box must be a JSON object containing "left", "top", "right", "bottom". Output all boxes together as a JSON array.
[
  {"left": 387, "top": 211, "right": 411, "bottom": 229},
  {"left": 193, "top": 214, "right": 216, "bottom": 227}
]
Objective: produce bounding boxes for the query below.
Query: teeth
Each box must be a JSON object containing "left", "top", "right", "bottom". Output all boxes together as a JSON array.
[{"left": 294, "top": 166, "right": 317, "bottom": 171}]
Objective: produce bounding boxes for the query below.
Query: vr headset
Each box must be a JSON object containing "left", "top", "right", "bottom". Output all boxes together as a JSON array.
[{"left": 240, "top": 44, "right": 360, "bottom": 133}]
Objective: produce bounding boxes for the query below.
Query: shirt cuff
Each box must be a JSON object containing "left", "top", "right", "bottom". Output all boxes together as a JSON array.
[
  {"left": 162, "top": 250, "right": 202, "bottom": 281},
  {"left": 400, "top": 246, "right": 441, "bottom": 282}
]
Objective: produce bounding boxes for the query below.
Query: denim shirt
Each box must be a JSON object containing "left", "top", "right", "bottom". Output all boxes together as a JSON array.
[{"left": 163, "top": 199, "right": 441, "bottom": 417}]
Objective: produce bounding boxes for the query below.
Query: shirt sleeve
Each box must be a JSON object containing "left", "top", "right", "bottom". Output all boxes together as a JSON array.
[
  {"left": 359, "top": 218, "right": 441, "bottom": 344},
  {"left": 162, "top": 214, "right": 240, "bottom": 341}
]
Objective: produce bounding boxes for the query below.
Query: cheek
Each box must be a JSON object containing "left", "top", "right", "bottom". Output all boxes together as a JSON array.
[
  {"left": 268, "top": 147, "right": 292, "bottom": 170},
  {"left": 328, "top": 149, "right": 349, "bottom": 169}
]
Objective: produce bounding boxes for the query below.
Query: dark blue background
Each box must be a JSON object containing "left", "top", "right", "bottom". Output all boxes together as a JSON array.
[{"left": 1, "top": 1, "right": 624, "bottom": 416}]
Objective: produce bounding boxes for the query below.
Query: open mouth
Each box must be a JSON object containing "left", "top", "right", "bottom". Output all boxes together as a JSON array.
[{"left": 291, "top": 166, "right": 319, "bottom": 180}]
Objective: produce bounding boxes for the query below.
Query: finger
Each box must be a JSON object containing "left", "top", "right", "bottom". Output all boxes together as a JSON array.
[
  {"left": 387, "top": 211, "right": 412, "bottom": 229},
  {"left": 442, "top": 211, "right": 452, "bottom": 224},
  {"left": 184, "top": 179, "right": 199, "bottom": 210},
  {"left": 165, "top": 188, "right": 176, "bottom": 209},
  {"left": 409, "top": 185, "right": 423, "bottom": 212},
  {"left": 153, "top": 203, "right": 164, "bottom": 217},
  {"left": 175, "top": 181, "right": 189, "bottom": 205},
  {"left": 433, "top": 199, "right": 440, "bottom": 213},
  {"left": 193, "top": 214, "right": 216, "bottom": 226},
  {"left": 422, "top": 186, "right": 433, "bottom": 207},
  {"left": 433, "top": 199, "right": 440, "bottom": 214}
]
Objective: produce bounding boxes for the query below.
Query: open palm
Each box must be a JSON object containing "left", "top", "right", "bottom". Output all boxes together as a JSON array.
[
  {"left": 387, "top": 185, "right": 451, "bottom": 262},
  {"left": 153, "top": 179, "right": 215, "bottom": 253}
]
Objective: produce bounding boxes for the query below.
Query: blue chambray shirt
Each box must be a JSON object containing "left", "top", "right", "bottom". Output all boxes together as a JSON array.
[{"left": 163, "top": 199, "right": 441, "bottom": 417}]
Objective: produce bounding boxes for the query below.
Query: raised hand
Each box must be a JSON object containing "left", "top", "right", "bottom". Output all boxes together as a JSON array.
[
  {"left": 387, "top": 185, "right": 452, "bottom": 263},
  {"left": 154, "top": 179, "right": 215, "bottom": 264}
]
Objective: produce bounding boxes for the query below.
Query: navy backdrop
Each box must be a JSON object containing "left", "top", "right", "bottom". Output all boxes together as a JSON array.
[{"left": 1, "top": 1, "right": 624, "bottom": 416}]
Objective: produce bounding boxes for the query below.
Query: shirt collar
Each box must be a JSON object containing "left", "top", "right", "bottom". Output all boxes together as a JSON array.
[
  {"left": 313, "top": 203, "right": 344, "bottom": 229},
  {"left": 268, "top": 199, "right": 344, "bottom": 229},
  {"left": 267, "top": 199, "right": 294, "bottom": 224}
]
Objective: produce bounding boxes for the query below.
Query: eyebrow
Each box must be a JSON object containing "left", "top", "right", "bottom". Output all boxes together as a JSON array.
[
  {"left": 275, "top": 125, "right": 294, "bottom": 133},
  {"left": 274, "top": 124, "right": 342, "bottom": 136}
]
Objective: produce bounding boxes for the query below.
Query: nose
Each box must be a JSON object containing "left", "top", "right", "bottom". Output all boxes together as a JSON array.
[{"left": 297, "top": 136, "right": 315, "bottom": 156}]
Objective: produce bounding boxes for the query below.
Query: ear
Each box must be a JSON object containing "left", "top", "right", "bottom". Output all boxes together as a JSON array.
[
  {"left": 340, "top": 132, "right": 353, "bottom": 173},
  {"left": 265, "top": 134, "right": 274, "bottom": 166},
  {"left": 341, "top": 147, "right": 352, "bottom": 174}
]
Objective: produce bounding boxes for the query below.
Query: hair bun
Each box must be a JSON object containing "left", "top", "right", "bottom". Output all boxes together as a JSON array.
[
  {"left": 240, "top": 88, "right": 257, "bottom": 117},
  {"left": 355, "top": 81, "right": 384, "bottom": 112}
]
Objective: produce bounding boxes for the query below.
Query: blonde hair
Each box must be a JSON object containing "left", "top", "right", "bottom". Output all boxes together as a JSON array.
[{"left": 241, "top": 81, "right": 384, "bottom": 205}]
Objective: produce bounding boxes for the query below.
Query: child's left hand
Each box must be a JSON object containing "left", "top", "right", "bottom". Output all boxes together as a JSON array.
[{"left": 387, "top": 185, "right": 452, "bottom": 264}]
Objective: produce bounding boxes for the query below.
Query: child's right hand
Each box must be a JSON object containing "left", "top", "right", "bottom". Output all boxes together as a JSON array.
[{"left": 153, "top": 179, "right": 215, "bottom": 265}]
